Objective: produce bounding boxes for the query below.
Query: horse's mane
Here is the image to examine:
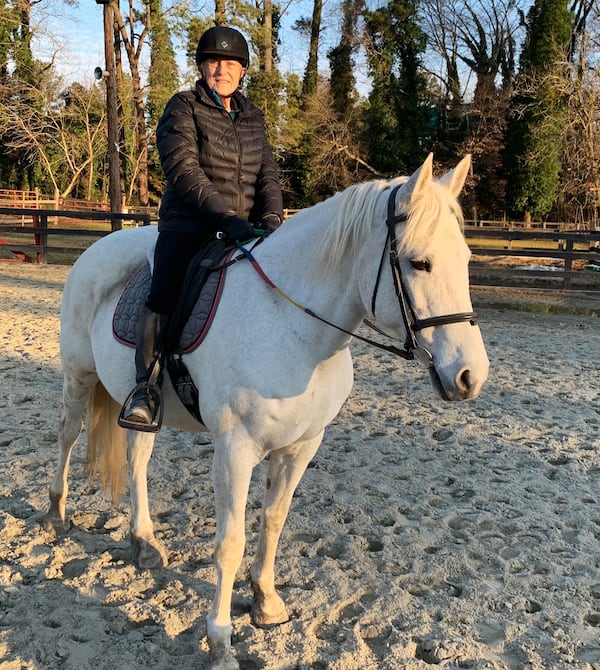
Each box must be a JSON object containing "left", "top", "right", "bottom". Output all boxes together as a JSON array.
[
  {"left": 315, "top": 179, "right": 389, "bottom": 272},
  {"left": 399, "top": 181, "right": 465, "bottom": 255},
  {"left": 315, "top": 175, "right": 464, "bottom": 272}
]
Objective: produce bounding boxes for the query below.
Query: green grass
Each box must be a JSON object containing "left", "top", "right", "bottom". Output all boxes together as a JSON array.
[{"left": 475, "top": 300, "right": 599, "bottom": 317}]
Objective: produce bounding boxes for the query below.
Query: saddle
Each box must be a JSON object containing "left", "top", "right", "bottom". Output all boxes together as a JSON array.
[{"left": 113, "top": 239, "right": 235, "bottom": 423}]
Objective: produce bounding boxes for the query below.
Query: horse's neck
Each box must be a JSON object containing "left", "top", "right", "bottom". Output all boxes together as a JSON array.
[{"left": 253, "top": 211, "right": 366, "bottom": 341}]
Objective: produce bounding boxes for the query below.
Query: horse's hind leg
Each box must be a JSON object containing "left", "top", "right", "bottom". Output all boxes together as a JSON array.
[
  {"left": 128, "top": 430, "right": 168, "bottom": 569},
  {"left": 44, "top": 371, "right": 97, "bottom": 532},
  {"left": 250, "top": 432, "right": 323, "bottom": 627}
]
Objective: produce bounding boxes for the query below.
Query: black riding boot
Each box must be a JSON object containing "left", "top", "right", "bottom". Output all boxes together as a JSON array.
[{"left": 120, "top": 305, "right": 165, "bottom": 429}]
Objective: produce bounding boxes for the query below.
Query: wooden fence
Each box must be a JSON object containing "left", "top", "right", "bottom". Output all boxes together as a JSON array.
[
  {"left": 0, "top": 207, "right": 152, "bottom": 264},
  {"left": 1, "top": 206, "right": 599, "bottom": 290},
  {"left": 466, "top": 226, "right": 600, "bottom": 290}
]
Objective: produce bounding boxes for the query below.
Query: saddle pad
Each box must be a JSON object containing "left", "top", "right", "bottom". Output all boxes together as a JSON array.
[{"left": 113, "top": 260, "right": 228, "bottom": 354}]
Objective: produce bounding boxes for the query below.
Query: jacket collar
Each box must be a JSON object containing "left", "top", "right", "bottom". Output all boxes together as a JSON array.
[{"left": 196, "top": 79, "right": 245, "bottom": 115}]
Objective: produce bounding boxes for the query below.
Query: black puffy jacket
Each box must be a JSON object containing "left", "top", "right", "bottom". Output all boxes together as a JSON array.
[{"left": 156, "top": 80, "right": 283, "bottom": 235}]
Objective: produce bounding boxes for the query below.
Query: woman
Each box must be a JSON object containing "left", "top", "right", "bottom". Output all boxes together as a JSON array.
[{"left": 120, "top": 25, "right": 283, "bottom": 429}]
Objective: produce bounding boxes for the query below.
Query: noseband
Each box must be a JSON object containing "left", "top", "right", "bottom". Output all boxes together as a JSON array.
[{"left": 370, "top": 184, "right": 478, "bottom": 367}]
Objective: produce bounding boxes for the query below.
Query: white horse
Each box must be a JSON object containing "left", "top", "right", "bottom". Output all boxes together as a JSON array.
[{"left": 45, "top": 153, "right": 489, "bottom": 669}]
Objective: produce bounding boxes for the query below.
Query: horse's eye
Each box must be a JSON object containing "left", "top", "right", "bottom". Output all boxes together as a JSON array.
[{"left": 410, "top": 259, "right": 431, "bottom": 272}]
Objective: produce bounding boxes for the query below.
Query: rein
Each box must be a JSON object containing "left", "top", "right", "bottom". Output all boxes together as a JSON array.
[
  {"left": 234, "top": 244, "right": 414, "bottom": 360},
  {"left": 234, "top": 186, "right": 478, "bottom": 366}
]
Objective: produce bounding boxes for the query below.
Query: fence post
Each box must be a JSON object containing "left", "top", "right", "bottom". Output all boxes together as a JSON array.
[
  {"left": 563, "top": 239, "right": 573, "bottom": 290},
  {"left": 37, "top": 213, "right": 48, "bottom": 264}
]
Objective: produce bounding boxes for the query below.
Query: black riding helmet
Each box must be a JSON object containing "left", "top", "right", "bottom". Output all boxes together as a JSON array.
[{"left": 195, "top": 26, "right": 250, "bottom": 68}]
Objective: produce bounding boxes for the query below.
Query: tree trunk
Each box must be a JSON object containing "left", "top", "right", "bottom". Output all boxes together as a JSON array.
[
  {"left": 263, "top": 0, "right": 273, "bottom": 73},
  {"left": 303, "top": 0, "right": 322, "bottom": 97},
  {"left": 114, "top": 1, "right": 150, "bottom": 208}
]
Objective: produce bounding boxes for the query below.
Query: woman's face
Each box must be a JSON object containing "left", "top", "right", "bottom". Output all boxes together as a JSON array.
[{"left": 201, "top": 58, "right": 246, "bottom": 98}]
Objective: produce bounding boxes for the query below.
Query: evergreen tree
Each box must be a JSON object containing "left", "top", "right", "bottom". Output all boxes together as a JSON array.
[
  {"left": 282, "top": 0, "right": 324, "bottom": 207},
  {"left": 0, "top": 0, "right": 40, "bottom": 189},
  {"left": 302, "top": 0, "right": 322, "bottom": 98},
  {"left": 147, "top": 0, "right": 178, "bottom": 202},
  {"left": 327, "top": 0, "right": 362, "bottom": 120},
  {"left": 363, "top": 0, "right": 432, "bottom": 175},
  {"left": 504, "top": 0, "right": 573, "bottom": 220}
]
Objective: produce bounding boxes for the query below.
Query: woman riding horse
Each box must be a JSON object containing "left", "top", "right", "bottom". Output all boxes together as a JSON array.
[{"left": 121, "top": 25, "right": 283, "bottom": 429}]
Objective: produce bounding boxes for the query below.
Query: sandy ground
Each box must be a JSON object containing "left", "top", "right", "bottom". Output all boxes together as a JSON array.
[{"left": 1, "top": 263, "right": 600, "bottom": 670}]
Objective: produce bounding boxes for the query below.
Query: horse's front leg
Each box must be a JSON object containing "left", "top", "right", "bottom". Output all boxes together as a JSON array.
[
  {"left": 128, "top": 431, "right": 167, "bottom": 568},
  {"left": 250, "top": 432, "right": 323, "bottom": 627},
  {"left": 207, "top": 438, "right": 256, "bottom": 670},
  {"left": 45, "top": 372, "right": 97, "bottom": 533}
]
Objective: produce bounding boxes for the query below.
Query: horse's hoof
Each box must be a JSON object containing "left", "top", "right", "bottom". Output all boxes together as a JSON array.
[
  {"left": 208, "top": 643, "right": 240, "bottom": 670},
  {"left": 251, "top": 592, "right": 290, "bottom": 628},
  {"left": 42, "top": 514, "right": 71, "bottom": 535},
  {"left": 132, "top": 536, "right": 168, "bottom": 569}
]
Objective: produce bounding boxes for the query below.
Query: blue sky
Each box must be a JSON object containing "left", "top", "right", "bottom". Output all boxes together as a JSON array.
[
  {"left": 34, "top": 1, "right": 373, "bottom": 95},
  {"left": 35, "top": 2, "right": 106, "bottom": 84},
  {"left": 36, "top": 1, "right": 325, "bottom": 87}
]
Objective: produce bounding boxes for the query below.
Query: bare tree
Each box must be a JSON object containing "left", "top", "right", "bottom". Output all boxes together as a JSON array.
[
  {"left": 559, "top": 51, "right": 600, "bottom": 225},
  {"left": 113, "top": 0, "right": 151, "bottom": 207},
  {"left": 0, "top": 76, "right": 106, "bottom": 198}
]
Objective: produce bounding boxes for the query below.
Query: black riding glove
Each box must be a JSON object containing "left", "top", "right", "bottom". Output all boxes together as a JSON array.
[
  {"left": 221, "top": 214, "right": 254, "bottom": 242},
  {"left": 259, "top": 213, "right": 282, "bottom": 233}
]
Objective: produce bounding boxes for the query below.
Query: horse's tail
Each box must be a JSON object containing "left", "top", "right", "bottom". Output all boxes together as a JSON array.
[{"left": 86, "top": 381, "right": 128, "bottom": 503}]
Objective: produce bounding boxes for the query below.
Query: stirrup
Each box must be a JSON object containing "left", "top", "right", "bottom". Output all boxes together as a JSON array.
[{"left": 118, "top": 382, "right": 164, "bottom": 433}]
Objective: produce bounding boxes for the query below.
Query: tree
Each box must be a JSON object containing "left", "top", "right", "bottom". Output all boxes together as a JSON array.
[
  {"left": 504, "top": 0, "right": 573, "bottom": 220},
  {"left": 327, "top": 0, "right": 363, "bottom": 120},
  {"left": 147, "top": 0, "right": 178, "bottom": 202},
  {"left": 455, "top": 0, "right": 522, "bottom": 218},
  {"left": 112, "top": 0, "right": 152, "bottom": 207},
  {"left": 245, "top": 0, "right": 285, "bottom": 148},
  {"left": 419, "top": 0, "right": 466, "bottom": 160},
  {"left": 301, "top": 0, "right": 322, "bottom": 98},
  {"left": 363, "top": 0, "right": 432, "bottom": 175},
  {"left": 0, "top": 74, "right": 106, "bottom": 198},
  {"left": 0, "top": 0, "right": 40, "bottom": 189}
]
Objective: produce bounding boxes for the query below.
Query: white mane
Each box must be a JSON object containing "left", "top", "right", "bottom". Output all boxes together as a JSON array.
[
  {"left": 314, "top": 175, "right": 465, "bottom": 273},
  {"left": 315, "top": 179, "right": 389, "bottom": 273}
]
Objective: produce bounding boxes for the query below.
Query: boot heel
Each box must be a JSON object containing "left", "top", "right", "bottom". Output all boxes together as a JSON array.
[{"left": 118, "top": 382, "right": 164, "bottom": 432}]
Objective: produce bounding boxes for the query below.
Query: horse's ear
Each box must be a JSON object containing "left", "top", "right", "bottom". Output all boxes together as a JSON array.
[
  {"left": 403, "top": 153, "right": 434, "bottom": 202},
  {"left": 438, "top": 154, "right": 472, "bottom": 198}
]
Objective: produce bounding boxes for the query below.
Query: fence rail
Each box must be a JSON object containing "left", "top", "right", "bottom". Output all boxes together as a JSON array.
[
  {"left": 0, "top": 207, "right": 151, "bottom": 264},
  {"left": 466, "top": 226, "right": 600, "bottom": 290},
  {"left": 1, "top": 208, "right": 599, "bottom": 290}
]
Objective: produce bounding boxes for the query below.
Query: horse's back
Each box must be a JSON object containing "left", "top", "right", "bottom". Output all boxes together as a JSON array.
[
  {"left": 60, "top": 227, "right": 157, "bottom": 375},
  {"left": 64, "top": 226, "right": 156, "bottom": 300}
]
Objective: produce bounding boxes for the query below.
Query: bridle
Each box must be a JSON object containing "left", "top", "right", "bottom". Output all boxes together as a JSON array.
[
  {"left": 235, "top": 184, "right": 478, "bottom": 368},
  {"left": 369, "top": 184, "right": 478, "bottom": 367}
]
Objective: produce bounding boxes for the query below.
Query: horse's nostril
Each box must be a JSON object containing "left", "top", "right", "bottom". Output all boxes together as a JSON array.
[{"left": 459, "top": 368, "right": 472, "bottom": 394}]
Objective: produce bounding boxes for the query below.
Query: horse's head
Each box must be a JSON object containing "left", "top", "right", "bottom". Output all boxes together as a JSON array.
[{"left": 367, "top": 154, "right": 489, "bottom": 401}]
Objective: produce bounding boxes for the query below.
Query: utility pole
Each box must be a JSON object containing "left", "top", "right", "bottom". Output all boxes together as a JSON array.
[{"left": 96, "top": 0, "right": 122, "bottom": 228}]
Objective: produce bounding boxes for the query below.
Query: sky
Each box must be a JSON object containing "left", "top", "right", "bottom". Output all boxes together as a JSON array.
[
  {"left": 35, "top": 2, "right": 106, "bottom": 85},
  {"left": 33, "top": 0, "right": 340, "bottom": 89}
]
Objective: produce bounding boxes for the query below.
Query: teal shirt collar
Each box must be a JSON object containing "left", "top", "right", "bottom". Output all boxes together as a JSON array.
[{"left": 209, "top": 88, "right": 239, "bottom": 119}]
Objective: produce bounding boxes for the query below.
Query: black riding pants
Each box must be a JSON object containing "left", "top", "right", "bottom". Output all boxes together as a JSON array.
[{"left": 146, "top": 230, "right": 212, "bottom": 314}]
